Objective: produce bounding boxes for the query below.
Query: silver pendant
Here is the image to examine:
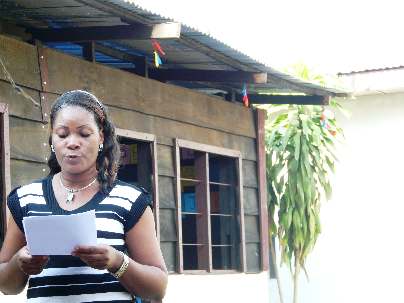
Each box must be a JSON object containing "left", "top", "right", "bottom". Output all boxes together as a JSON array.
[{"left": 66, "top": 192, "right": 74, "bottom": 203}]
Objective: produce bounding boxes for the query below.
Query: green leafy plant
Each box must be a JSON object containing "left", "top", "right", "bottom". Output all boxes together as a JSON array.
[{"left": 266, "top": 101, "right": 343, "bottom": 303}]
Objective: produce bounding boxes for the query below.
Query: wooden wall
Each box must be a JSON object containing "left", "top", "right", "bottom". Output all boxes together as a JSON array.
[{"left": 0, "top": 34, "right": 264, "bottom": 273}]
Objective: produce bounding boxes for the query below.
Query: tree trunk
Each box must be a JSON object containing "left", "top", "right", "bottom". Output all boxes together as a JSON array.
[
  {"left": 269, "top": 235, "right": 285, "bottom": 303},
  {"left": 293, "top": 253, "right": 301, "bottom": 303}
]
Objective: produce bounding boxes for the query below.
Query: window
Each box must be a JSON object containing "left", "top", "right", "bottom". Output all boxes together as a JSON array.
[
  {"left": 0, "top": 104, "right": 11, "bottom": 247},
  {"left": 175, "top": 139, "right": 245, "bottom": 272},
  {"left": 116, "top": 129, "right": 159, "bottom": 239}
]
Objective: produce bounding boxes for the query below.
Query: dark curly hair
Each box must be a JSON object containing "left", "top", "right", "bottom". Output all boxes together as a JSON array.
[{"left": 47, "top": 90, "right": 120, "bottom": 194}]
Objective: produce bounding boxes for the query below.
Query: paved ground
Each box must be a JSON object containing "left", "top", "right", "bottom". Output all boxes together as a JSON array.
[{"left": 0, "top": 290, "right": 26, "bottom": 302}]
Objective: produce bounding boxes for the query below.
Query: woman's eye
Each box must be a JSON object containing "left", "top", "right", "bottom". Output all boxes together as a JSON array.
[
  {"left": 58, "top": 133, "right": 67, "bottom": 138},
  {"left": 81, "top": 133, "right": 91, "bottom": 138}
]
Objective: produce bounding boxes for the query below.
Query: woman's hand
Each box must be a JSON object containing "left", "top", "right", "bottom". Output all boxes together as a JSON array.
[
  {"left": 16, "top": 246, "right": 49, "bottom": 276},
  {"left": 72, "top": 245, "right": 122, "bottom": 272}
]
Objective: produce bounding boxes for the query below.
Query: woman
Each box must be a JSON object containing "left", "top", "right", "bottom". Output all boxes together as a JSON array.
[{"left": 0, "top": 90, "right": 167, "bottom": 302}]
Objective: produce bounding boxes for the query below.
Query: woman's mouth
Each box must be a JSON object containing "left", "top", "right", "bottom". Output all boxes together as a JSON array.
[{"left": 65, "top": 154, "right": 81, "bottom": 163}]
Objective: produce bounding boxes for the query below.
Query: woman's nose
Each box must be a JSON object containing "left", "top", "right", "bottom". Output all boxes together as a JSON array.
[{"left": 66, "top": 136, "right": 80, "bottom": 149}]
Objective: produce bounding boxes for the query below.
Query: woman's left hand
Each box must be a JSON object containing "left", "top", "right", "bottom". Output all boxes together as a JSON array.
[{"left": 71, "top": 245, "right": 122, "bottom": 272}]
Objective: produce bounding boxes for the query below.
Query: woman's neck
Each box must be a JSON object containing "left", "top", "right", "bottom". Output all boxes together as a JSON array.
[{"left": 59, "top": 169, "right": 98, "bottom": 188}]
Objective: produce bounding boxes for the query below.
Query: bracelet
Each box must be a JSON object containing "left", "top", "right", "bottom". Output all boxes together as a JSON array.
[{"left": 111, "top": 251, "right": 130, "bottom": 279}]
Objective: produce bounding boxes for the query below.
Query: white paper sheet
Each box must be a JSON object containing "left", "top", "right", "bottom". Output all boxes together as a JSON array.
[{"left": 22, "top": 210, "right": 97, "bottom": 255}]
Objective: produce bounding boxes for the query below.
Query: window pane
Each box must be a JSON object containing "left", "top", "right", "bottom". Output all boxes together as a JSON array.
[
  {"left": 209, "top": 154, "right": 236, "bottom": 184},
  {"left": 180, "top": 148, "right": 203, "bottom": 180},
  {"left": 181, "top": 181, "right": 199, "bottom": 213},
  {"left": 211, "top": 215, "right": 237, "bottom": 245},
  {"left": 117, "top": 138, "right": 153, "bottom": 194},
  {"left": 182, "top": 213, "right": 198, "bottom": 244},
  {"left": 210, "top": 184, "right": 236, "bottom": 215},
  {"left": 183, "top": 245, "right": 199, "bottom": 270},
  {"left": 212, "top": 245, "right": 239, "bottom": 270}
]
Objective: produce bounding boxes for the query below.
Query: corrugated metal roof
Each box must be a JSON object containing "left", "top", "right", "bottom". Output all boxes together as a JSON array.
[
  {"left": 0, "top": 0, "right": 347, "bottom": 99},
  {"left": 338, "top": 65, "right": 404, "bottom": 76}
]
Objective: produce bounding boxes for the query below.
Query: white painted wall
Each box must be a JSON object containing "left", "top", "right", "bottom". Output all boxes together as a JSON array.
[
  {"left": 269, "top": 91, "right": 404, "bottom": 303},
  {"left": 164, "top": 272, "right": 270, "bottom": 302},
  {"left": 0, "top": 290, "right": 25, "bottom": 303}
]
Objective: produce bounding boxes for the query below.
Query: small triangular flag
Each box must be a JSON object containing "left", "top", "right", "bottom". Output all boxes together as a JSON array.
[{"left": 242, "top": 84, "right": 249, "bottom": 107}]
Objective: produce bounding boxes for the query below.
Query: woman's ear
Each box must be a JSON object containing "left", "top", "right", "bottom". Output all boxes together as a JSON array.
[{"left": 99, "top": 129, "right": 104, "bottom": 145}]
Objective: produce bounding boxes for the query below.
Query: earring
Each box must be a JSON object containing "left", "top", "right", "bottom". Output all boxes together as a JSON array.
[
  {"left": 51, "top": 145, "right": 55, "bottom": 153},
  {"left": 98, "top": 143, "right": 103, "bottom": 152}
]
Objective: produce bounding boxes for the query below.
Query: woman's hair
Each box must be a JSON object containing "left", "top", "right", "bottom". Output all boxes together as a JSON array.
[{"left": 47, "top": 90, "right": 120, "bottom": 194}]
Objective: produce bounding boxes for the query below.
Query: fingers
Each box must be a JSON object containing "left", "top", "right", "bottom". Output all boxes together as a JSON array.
[
  {"left": 72, "top": 245, "right": 115, "bottom": 270},
  {"left": 72, "top": 245, "right": 108, "bottom": 255},
  {"left": 17, "top": 247, "right": 49, "bottom": 275}
]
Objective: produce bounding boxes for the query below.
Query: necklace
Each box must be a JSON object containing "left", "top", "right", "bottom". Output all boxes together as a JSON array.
[{"left": 59, "top": 174, "right": 97, "bottom": 204}]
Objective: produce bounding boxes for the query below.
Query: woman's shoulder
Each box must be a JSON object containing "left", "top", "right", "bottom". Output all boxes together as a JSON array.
[
  {"left": 108, "top": 180, "right": 149, "bottom": 202},
  {"left": 9, "top": 177, "right": 48, "bottom": 199}
]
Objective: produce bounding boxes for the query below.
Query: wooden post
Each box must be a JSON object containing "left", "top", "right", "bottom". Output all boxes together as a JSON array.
[
  {"left": 174, "top": 139, "right": 184, "bottom": 272},
  {"left": 82, "top": 41, "right": 96, "bottom": 63},
  {"left": 0, "top": 103, "right": 11, "bottom": 240},
  {"left": 256, "top": 108, "right": 269, "bottom": 271},
  {"left": 237, "top": 156, "right": 247, "bottom": 272}
]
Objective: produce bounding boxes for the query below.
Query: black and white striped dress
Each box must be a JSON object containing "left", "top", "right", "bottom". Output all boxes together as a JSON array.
[{"left": 7, "top": 176, "right": 151, "bottom": 303}]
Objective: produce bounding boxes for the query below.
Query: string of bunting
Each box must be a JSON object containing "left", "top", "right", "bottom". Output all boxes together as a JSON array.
[
  {"left": 151, "top": 39, "right": 165, "bottom": 68},
  {"left": 242, "top": 83, "right": 249, "bottom": 107},
  {"left": 320, "top": 109, "right": 337, "bottom": 136}
]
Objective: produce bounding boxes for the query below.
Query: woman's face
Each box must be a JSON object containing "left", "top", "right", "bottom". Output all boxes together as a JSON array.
[{"left": 51, "top": 106, "right": 104, "bottom": 176}]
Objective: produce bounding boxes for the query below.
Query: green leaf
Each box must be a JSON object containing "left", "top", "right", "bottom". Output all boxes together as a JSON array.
[{"left": 293, "top": 131, "right": 301, "bottom": 160}]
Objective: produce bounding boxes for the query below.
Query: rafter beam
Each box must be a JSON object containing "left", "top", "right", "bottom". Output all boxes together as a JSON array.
[
  {"left": 246, "top": 94, "right": 330, "bottom": 105},
  {"left": 123, "top": 68, "right": 267, "bottom": 84},
  {"left": 94, "top": 43, "right": 148, "bottom": 77},
  {"left": 28, "top": 22, "right": 181, "bottom": 42}
]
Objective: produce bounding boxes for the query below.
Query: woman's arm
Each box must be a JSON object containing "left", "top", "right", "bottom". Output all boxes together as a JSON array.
[
  {"left": 0, "top": 215, "right": 28, "bottom": 295},
  {"left": 73, "top": 207, "right": 168, "bottom": 300},
  {"left": 119, "top": 207, "right": 168, "bottom": 300}
]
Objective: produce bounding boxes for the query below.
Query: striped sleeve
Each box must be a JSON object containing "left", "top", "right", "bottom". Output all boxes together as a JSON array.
[
  {"left": 6, "top": 187, "right": 23, "bottom": 232},
  {"left": 124, "top": 192, "right": 152, "bottom": 233}
]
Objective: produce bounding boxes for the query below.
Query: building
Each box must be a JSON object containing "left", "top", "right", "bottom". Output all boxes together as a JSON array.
[{"left": 0, "top": 1, "right": 345, "bottom": 302}]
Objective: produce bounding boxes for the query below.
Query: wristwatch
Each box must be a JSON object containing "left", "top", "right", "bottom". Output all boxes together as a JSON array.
[{"left": 111, "top": 251, "right": 130, "bottom": 279}]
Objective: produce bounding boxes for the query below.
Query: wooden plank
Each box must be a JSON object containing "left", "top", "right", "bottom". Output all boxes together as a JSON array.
[
  {"left": 151, "top": 140, "right": 160, "bottom": 241},
  {"left": 29, "top": 23, "right": 181, "bottom": 42},
  {"left": 242, "top": 160, "right": 258, "bottom": 188},
  {"left": 9, "top": 117, "right": 49, "bottom": 163},
  {"left": 157, "top": 144, "right": 174, "bottom": 177},
  {"left": 237, "top": 156, "right": 246, "bottom": 272},
  {"left": 0, "top": 35, "right": 42, "bottom": 90},
  {"left": 0, "top": 104, "right": 11, "bottom": 240},
  {"left": 243, "top": 187, "right": 259, "bottom": 215},
  {"left": 177, "top": 139, "right": 241, "bottom": 158},
  {"left": 158, "top": 176, "right": 175, "bottom": 209},
  {"left": 0, "top": 81, "right": 42, "bottom": 121},
  {"left": 248, "top": 94, "right": 329, "bottom": 105},
  {"left": 37, "top": 41, "right": 50, "bottom": 93},
  {"left": 159, "top": 209, "right": 177, "bottom": 242},
  {"left": 10, "top": 159, "right": 49, "bottom": 189},
  {"left": 174, "top": 139, "right": 183, "bottom": 272},
  {"left": 244, "top": 215, "right": 260, "bottom": 243},
  {"left": 144, "top": 69, "right": 267, "bottom": 84},
  {"left": 116, "top": 128, "right": 155, "bottom": 142},
  {"left": 256, "top": 108, "right": 269, "bottom": 271},
  {"left": 40, "top": 91, "right": 59, "bottom": 123},
  {"left": 160, "top": 241, "right": 176, "bottom": 273},
  {"left": 108, "top": 106, "right": 257, "bottom": 161},
  {"left": 41, "top": 47, "right": 256, "bottom": 138},
  {"left": 246, "top": 243, "right": 261, "bottom": 273}
]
